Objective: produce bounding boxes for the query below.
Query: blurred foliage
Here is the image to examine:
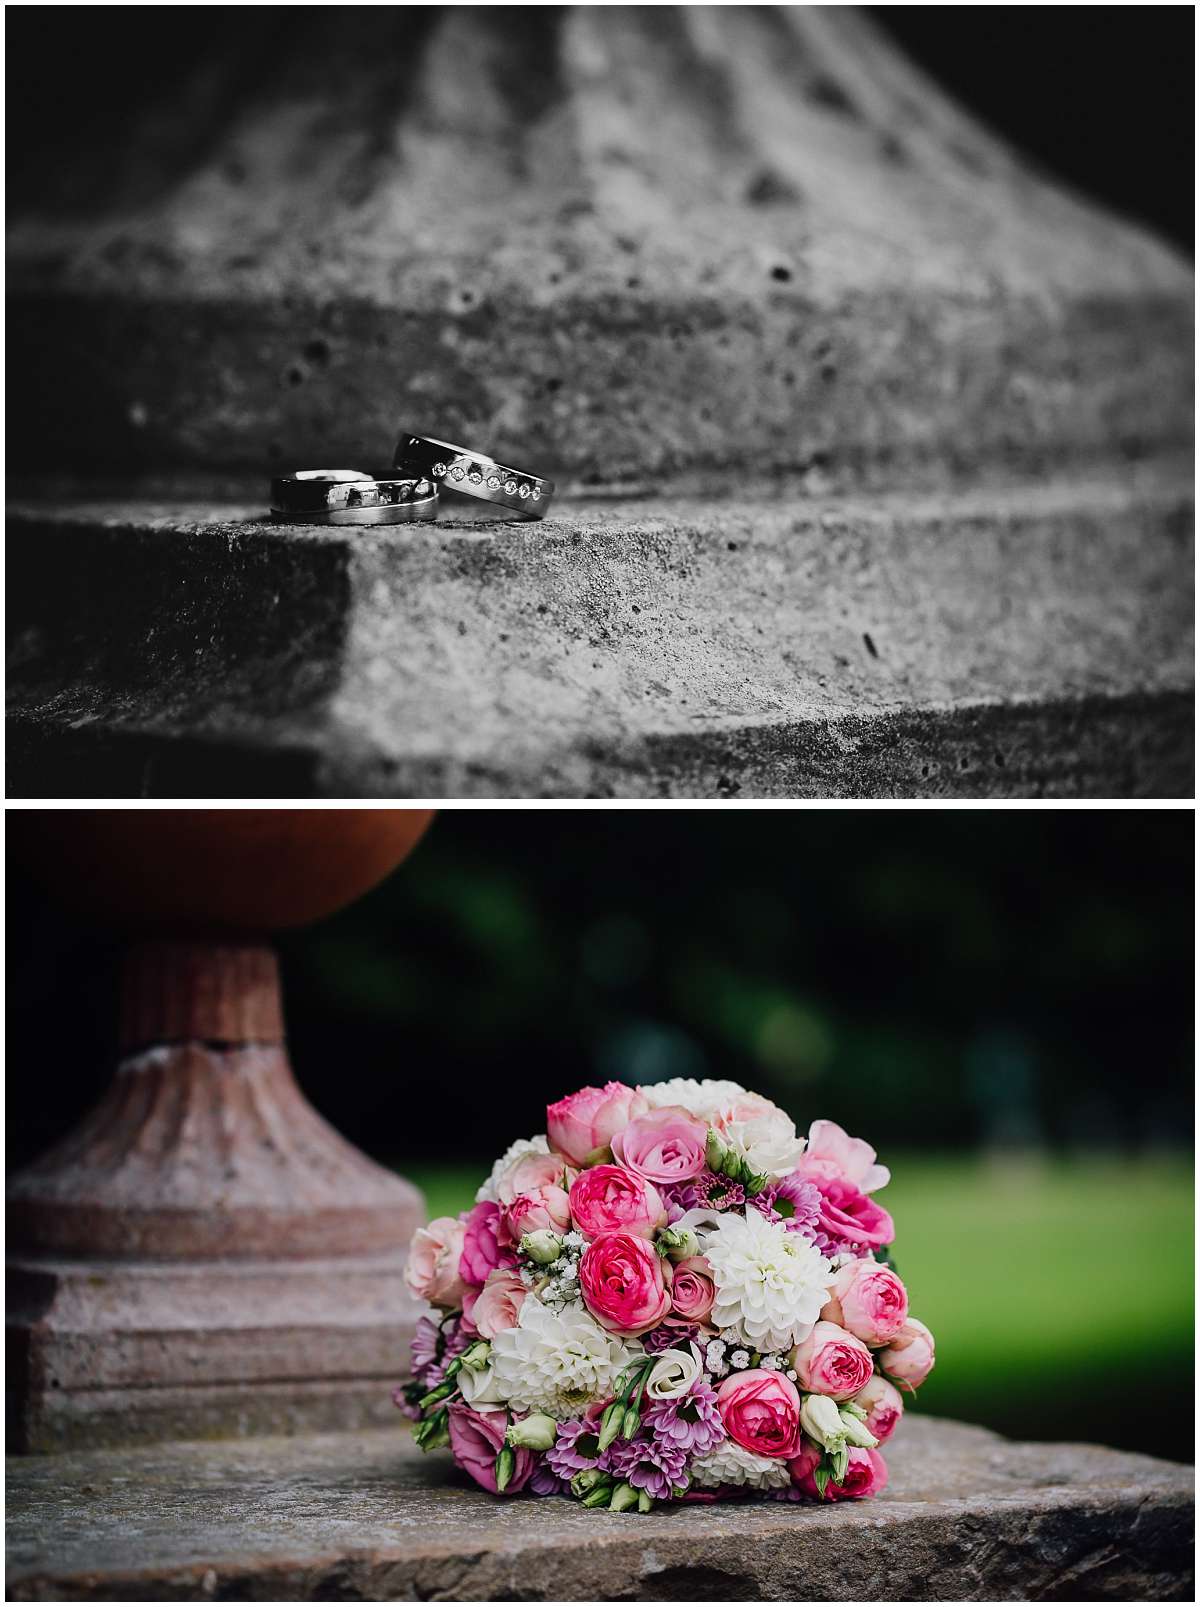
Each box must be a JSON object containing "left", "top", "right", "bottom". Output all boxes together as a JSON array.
[{"left": 401, "top": 1151, "right": 1194, "bottom": 1458}]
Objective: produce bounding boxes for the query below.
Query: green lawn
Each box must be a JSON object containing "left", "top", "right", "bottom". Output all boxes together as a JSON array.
[{"left": 395, "top": 1152, "right": 1193, "bottom": 1457}]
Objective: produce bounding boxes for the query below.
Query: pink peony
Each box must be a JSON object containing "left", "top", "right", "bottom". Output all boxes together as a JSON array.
[
  {"left": 821, "top": 1259, "right": 908, "bottom": 1345},
  {"left": 809, "top": 1174, "right": 895, "bottom": 1251},
  {"left": 852, "top": 1375, "right": 904, "bottom": 1443},
  {"left": 791, "top": 1321, "right": 874, "bottom": 1401},
  {"left": 496, "top": 1151, "right": 571, "bottom": 1205},
  {"left": 669, "top": 1255, "right": 716, "bottom": 1323},
  {"left": 405, "top": 1215, "right": 468, "bottom": 1309},
  {"left": 611, "top": 1106, "right": 709, "bottom": 1186},
  {"left": 569, "top": 1164, "right": 667, "bottom": 1240},
  {"left": 716, "top": 1369, "right": 803, "bottom": 1459},
  {"left": 500, "top": 1184, "right": 572, "bottom": 1247},
  {"left": 579, "top": 1230, "right": 672, "bottom": 1336},
  {"left": 468, "top": 1268, "right": 528, "bottom": 1338},
  {"left": 459, "top": 1202, "right": 518, "bottom": 1289},
  {"left": 447, "top": 1402, "right": 534, "bottom": 1494},
  {"left": 796, "top": 1119, "right": 890, "bottom": 1193},
  {"left": 878, "top": 1317, "right": 935, "bottom": 1392},
  {"left": 547, "top": 1082, "right": 648, "bottom": 1166}
]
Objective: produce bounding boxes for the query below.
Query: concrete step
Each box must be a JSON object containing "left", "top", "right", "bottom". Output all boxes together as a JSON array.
[
  {"left": 5, "top": 1416, "right": 1192, "bottom": 1601},
  {"left": 7, "top": 466, "right": 1193, "bottom": 798}
]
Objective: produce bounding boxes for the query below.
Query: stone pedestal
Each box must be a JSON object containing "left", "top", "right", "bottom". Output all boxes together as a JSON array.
[
  {"left": 4, "top": 1417, "right": 1193, "bottom": 1600},
  {"left": 7, "top": 813, "right": 432, "bottom": 1451}
]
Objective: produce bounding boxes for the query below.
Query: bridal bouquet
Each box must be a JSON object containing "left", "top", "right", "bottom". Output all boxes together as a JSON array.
[{"left": 398, "top": 1080, "right": 934, "bottom": 1511}]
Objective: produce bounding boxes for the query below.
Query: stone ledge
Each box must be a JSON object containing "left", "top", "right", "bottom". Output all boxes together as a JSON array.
[
  {"left": 5, "top": 1417, "right": 1193, "bottom": 1602},
  {"left": 7, "top": 467, "right": 1193, "bottom": 798}
]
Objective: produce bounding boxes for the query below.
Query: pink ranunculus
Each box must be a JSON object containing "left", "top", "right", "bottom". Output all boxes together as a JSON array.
[
  {"left": 790, "top": 1321, "right": 874, "bottom": 1401},
  {"left": 547, "top": 1082, "right": 648, "bottom": 1166},
  {"left": 787, "top": 1438, "right": 825, "bottom": 1497},
  {"left": 878, "top": 1317, "right": 935, "bottom": 1393},
  {"left": 796, "top": 1119, "right": 890, "bottom": 1194},
  {"left": 496, "top": 1151, "right": 571, "bottom": 1205},
  {"left": 852, "top": 1375, "right": 904, "bottom": 1444},
  {"left": 716, "top": 1368, "right": 803, "bottom": 1459},
  {"left": 469, "top": 1268, "right": 528, "bottom": 1339},
  {"left": 809, "top": 1174, "right": 895, "bottom": 1251},
  {"left": 568, "top": 1164, "right": 667, "bottom": 1240},
  {"left": 459, "top": 1201, "right": 518, "bottom": 1289},
  {"left": 405, "top": 1215, "right": 468, "bottom": 1309},
  {"left": 447, "top": 1402, "right": 534, "bottom": 1494},
  {"left": 669, "top": 1255, "right": 716, "bottom": 1323},
  {"left": 500, "top": 1184, "right": 572, "bottom": 1247},
  {"left": 611, "top": 1106, "right": 709, "bottom": 1186},
  {"left": 828, "top": 1447, "right": 889, "bottom": 1501},
  {"left": 821, "top": 1259, "right": 909, "bottom": 1345},
  {"left": 579, "top": 1230, "right": 672, "bottom": 1336}
]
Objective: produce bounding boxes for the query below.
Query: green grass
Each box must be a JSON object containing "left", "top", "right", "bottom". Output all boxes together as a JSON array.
[{"left": 394, "top": 1152, "right": 1193, "bottom": 1456}]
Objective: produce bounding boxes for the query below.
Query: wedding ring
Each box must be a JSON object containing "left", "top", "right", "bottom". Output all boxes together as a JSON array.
[
  {"left": 393, "top": 433, "right": 554, "bottom": 519},
  {"left": 270, "top": 469, "right": 439, "bottom": 524}
]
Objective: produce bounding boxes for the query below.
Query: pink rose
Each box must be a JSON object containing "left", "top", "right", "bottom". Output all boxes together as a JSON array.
[
  {"left": 611, "top": 1106, "right": 708, "bottom": 1185},
  {"left": 878, "top": 1317, "right": 935, "bottom": 1392},
  {"left": 788, "top": 1442, "right": 889, "bottom": 1501},
  {"left": 496, "top": 1151, "right": 571, "bottom": 1204},
  {"left": 821, "top": 1259, "right": 908, "bottom": 1345},
  {"left": 791, "top": 1321, "right": 874, "bottom": 1401},
  {"left": 669, "top": 1255, "right": 716, "bottom": 1323},
  {"left": 568, "top": 1164, "right": 667, "bottom": 1240},
  {"left": 852, "top": 1375, "right": 904, "bottom": 1444},
  {"left": 500, "top": 1184, "right": 572, "bottom": 1247},
  {"left": 797, "top": 1119, "right": 890, "bottom": 1193},
  {"left": 459, "top": 1202, "right": 518, "bottom": 1289},
  {"left": 547, "top": 1082, "right": 648, "bottom": 1166},
  {"left": 808, "top": 1174, "right": 895, "bottom": 1251},
  {"left": 405, "top": 1215, "right": 468, "bottom": 1309},
  {"left": 716, "top": 1369, "right": 803, "bottom": 1459},
  {"left": 579, "top": 1230, "right": 672, "bottom": 1336},
  {"left": 468, "top": 1268, "right": 528, "bottom": 1338},
  {"left": 447, "top": 1402, "right": 534, "bottom": 1494}
]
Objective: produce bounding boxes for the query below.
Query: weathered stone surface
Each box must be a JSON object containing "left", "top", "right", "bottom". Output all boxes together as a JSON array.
[
  {"left": 6, "top": 466, "right": 1193, "bottom": 798},
  {"left": 5, "top": 1417, "right": 1193, "bottom": 1601}
]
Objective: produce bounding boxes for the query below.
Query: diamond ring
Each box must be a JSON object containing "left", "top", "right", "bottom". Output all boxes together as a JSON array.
[{"left": 393, "top": 433, "right": 554, "bottom": 520}]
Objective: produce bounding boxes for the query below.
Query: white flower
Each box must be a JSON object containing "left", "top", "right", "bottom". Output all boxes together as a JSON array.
[
  {"left": 457, "top": 1362, "right": 507, "bottom": 1408},
  {"left": 704, "top": 1209, "right": 835, "bottom": 1352},
  {"left": 489, "top": 1297, "right": 642, "bottom": 1419},
  {"left": 645, "top": 1347, "right": 702, "bottom": 1401},
  {"left": 691, "top": 1441, "right": 792, "bottom": 1491},
  {"left": 716, "top": 1099, "right": 807, "bottom": 1176},
  {"left": 642, "top": 1078, "right": 749, "bottom": 1120},
  {"left": 475, "top": 1134, "right": 551, "bottom": 1203},
  {"left": 730, "top": 1349, "right": 750, "bottom": 1369}
]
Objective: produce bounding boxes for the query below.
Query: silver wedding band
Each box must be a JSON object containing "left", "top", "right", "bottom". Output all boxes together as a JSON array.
[
  {"left": 270, "top": 469, "right": 439, "bottom": 524},
  {"left": 393, "top": 432, "right": 554, "bottom": 519}
]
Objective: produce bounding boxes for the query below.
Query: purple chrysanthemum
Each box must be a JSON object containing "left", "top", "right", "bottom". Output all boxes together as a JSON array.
[
  {"left": 664, "top": 1170, "right": 747, "bottom": 1214},
  {"left": 769, "top": 1174, "right": 823, "bottom": 1238},
  {"left": 643, "top": 1319, "right": 703, "bottom": 1354},
  {"left": 644, "top": 1381, "right": 726, "bottom": 1457},
  {"left": 410, "top": 1315, "right": 441, "bottom": 1376},
  {"left": 546, "top": 1409, "right": 607, "bottom": 1481},
  {"left": 530, "top": 1460, "right": 569, "bottom": 1496},
  {"left": 606, "top": 1433, "right": 689, "bottom": 1501}
]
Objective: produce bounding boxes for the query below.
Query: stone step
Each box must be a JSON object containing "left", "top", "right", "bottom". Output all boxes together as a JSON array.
[
  {"left": 7, "top": 466, "right": 1193, "bottom": 798},
  {"left": 5, "top": 1417, "right": 1192, "bottom": 1601}
]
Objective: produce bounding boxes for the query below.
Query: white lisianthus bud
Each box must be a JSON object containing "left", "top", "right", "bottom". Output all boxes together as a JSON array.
[
  {"left": 521, "top": 1230, "right": 564, "bottom": 1264},
  {"left": 458, "top": 1362, "right": 507, "bottom": 1407},
  {"left": 838, "top": 1408, "right": 879, "bottom": 1449},
  {"left": 460, "top": 1340, "right": 492, "bottom": 1371},
  {"left": 706, "top": 1129, "right": 728, "bottom": 1173},
  {"left": 645, "top": 1347, "right": 703, "bottom": 1401},
  {"left": 506, "top": 1413, "right": 558, "bottom": 1451},
  {"left": 800, "top": 1392, "right": 847, "bottom": 1452},
  {"left": 655, "top": 1225, "right": 700, "bottom": 1262}
]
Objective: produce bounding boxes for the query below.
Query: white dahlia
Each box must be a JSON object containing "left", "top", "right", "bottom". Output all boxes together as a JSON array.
[
  {"left": 704, "top": 1209, "right": 834, "bottom": 1352},
  {"left": 642, "top": 1078, "right": 749, "bottom": 1120},
  {"left": 691, "top": 1441, "right": 792, "bottom": 1490},
  {"left": 475, "top": 1134, "right": 551, "bottom": 1203},
  {"left": 489, "top": 1296, "right": 642, "bottom": 1419}
]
